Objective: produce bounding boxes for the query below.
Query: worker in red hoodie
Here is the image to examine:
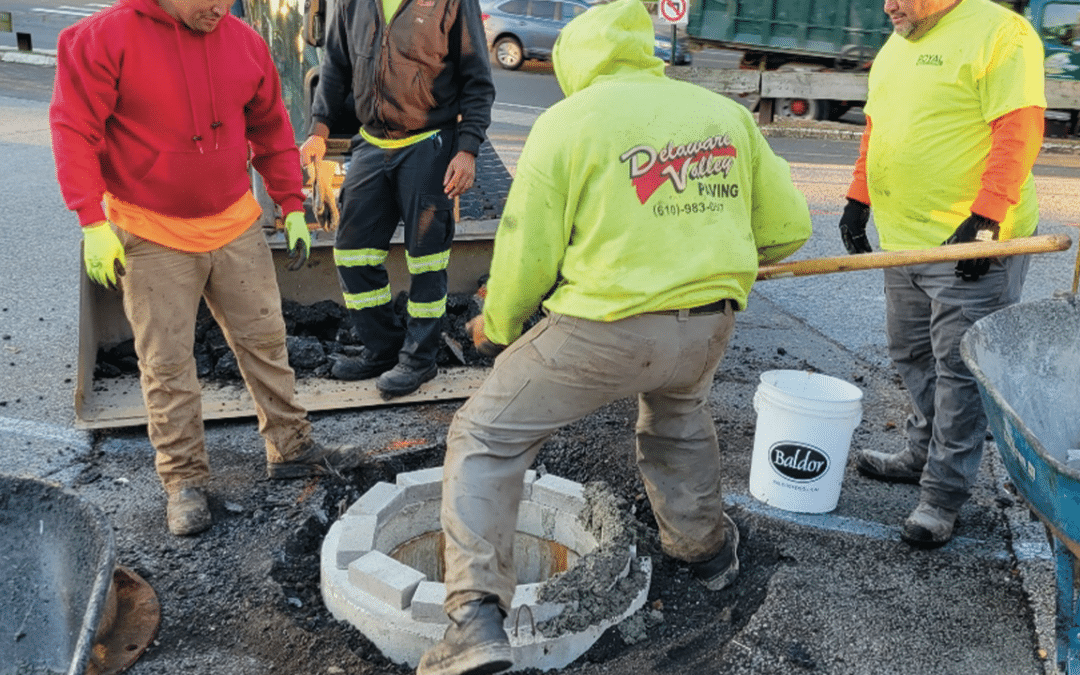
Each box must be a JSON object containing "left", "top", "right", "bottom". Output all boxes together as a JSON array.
[{"left": 49, "top": 0, "right": 362, "bottom": 537}]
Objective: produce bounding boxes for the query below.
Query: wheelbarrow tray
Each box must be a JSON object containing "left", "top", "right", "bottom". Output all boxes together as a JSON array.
[
  {"left": 960, "top": 296, "right": 1080, "bottom": 557},
  {"left": 0, "top": 474, "right": 116, "bottom": 675}
]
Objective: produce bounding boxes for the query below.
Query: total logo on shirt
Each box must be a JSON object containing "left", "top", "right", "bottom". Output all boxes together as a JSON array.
[{"left": 916, "top": 54, "right": 944, "bottom": 66}]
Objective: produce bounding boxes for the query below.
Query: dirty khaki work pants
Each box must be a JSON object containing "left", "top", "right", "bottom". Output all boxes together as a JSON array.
[
  {"left": 884, "top": 252, "right": 1029, "bottom": 511},
  {"left": 441, "top": 308, "right": 737, "bottom": 614},
  {"left": 117, "top": 222, "right": 311, "bottom": 494}
]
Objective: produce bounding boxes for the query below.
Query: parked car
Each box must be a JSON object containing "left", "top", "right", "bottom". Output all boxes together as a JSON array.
[{"left": 481, "top": 0, "right": 691, "bottom": 70}]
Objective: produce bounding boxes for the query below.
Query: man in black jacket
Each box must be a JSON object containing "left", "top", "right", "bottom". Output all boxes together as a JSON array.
[{"left": 301, "top": 0, "right": 495, "bottom": 397}]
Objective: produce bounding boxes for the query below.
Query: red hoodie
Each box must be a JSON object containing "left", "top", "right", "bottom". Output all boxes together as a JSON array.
[{"left": 49, "top": 0, "right": 304, "bottom": 227}]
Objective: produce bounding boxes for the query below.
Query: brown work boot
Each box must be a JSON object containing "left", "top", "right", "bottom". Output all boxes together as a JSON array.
[
  {"left": 687, "top": 513, "right": 740, "bottom": 591},
  {"left": 416, "top": 595, "right": 512, "bottom": 675},
  {"left": 855, "top": 448, "right": 924, "bottom": 484},
  {"left": 266, "top": 439, "right": 363, "bottom": 480},
  {"left": 167, "top": 487, "right": 212, "bottom": 536},
  {"left": 901, "top": 500, "right": 959, "bottom": 549}
]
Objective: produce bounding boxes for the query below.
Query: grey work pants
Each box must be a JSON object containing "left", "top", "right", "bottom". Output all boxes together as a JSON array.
[
  {"left": 884, "top": 254, "right": 1029, "bottom": 510},
  {"left": 117, "top": 222, "right": 311, "bottom": 493},
  {"left": 441, "top": 308, "right": 737, "bottom": 614}
]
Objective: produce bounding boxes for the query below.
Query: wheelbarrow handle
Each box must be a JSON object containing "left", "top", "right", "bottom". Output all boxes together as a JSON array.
[{"left": 757, "top": 233, "right": 1073, "bottom": 281}]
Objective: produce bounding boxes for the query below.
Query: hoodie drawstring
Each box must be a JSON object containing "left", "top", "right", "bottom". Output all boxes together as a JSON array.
[
  {"left": 203, "top": 38, "right": 221, "bottom": 150},
  {"left": 173, "top": 22, "right": 223, "bottom": 153}
]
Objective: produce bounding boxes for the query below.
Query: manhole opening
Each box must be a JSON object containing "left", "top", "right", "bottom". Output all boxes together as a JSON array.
[{"left": 389, "top": 531, "right": 577, "bottom": 584}]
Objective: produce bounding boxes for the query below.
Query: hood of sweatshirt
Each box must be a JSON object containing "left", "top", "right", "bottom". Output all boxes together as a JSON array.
[{"left": 551, "top": 0, "right": 665, "bottom": 98}]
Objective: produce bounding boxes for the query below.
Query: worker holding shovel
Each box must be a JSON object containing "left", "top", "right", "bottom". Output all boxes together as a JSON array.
[
  {"left": 416, "top": 1, "right": 811, "bottom": 673},
  {"left": 49, "top": 0, "right": 364, "bottom": 537},
  {"left": 837, "top": 0, "right": 1046, "bottom": 548}
]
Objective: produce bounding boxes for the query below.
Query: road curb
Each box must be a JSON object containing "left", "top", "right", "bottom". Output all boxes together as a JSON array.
[{"left": 0, "top": 46, "right": 57, "bottom": 66}]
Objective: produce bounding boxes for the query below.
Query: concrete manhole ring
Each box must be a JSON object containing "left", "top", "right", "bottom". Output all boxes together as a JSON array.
[{"left": 320, "top": 467, "right": 651, "bottom": 670}]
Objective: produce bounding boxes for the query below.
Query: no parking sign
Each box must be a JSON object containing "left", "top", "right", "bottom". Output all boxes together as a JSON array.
[{"left": 659, "top": 0, "right": 688, "bottom": 25}]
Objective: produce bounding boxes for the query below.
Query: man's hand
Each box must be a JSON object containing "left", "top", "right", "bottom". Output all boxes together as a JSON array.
[
  {"left": 299, "top": 135, "right": 327, "bottom": 167},
  {"left": 443, "top": 150, "right": 476, "bottom": 198},
  {"left": 838, "top": 198, "right": 872, "bottom": 254},
  {"left": 465, "top": 315, "right": 505, "bottom": 357},
  {"left": 284, "top": 211, "right": 311, "bottom": 271},
  {"left": 82, "top": 221, "right": 126, "bottom": 289},
  {"left": 942, "top": 213, "right": 1000, "bottom": 281}
]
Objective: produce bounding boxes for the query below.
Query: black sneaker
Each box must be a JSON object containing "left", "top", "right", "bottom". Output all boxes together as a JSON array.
[
  {"left": 266, "top": 440, "right": 363, "bottom": 480},
  {"left": 417, "top": 596, "right": 512, "bottom": 675},
  {"left": 330, "top": 349, "right": 397, "bottom": 381},
  {"left": 375, "top": 362, "right": 438, "bottom": 398}
]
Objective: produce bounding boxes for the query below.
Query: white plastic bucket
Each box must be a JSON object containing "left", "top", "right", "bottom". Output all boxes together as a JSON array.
[{"left": 748, "top": 370, "right": 863, "bottom": 513}]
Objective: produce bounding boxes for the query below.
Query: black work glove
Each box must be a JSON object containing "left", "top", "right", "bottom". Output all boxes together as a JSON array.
[
  {"left": 942, "top": 214, "right": 1000, "bottom": 281},
  {"left": 838, "top": 198, "right": 872, "bottom": 254}
]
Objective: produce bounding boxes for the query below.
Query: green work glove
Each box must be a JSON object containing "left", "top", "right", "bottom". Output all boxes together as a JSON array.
[
  {"left": 284, "top": 211, "right": 310, "bottom": 271},
  {"left": 942, "top": 213, "right": 1000, "bottom": 281},
  {"left": 82, "top": 221, "right": 126, "bottom": 289}
]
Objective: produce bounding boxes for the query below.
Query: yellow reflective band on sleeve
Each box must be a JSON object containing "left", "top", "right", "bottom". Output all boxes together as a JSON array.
[
  {"left": 343, "top": 286, "right": 393, "bottom": 311},
  {"left": 407, "top": 296, "right": 447, "bottom": 319},
  {"left": 406, "top": 249, "right": 451, "bottom": 275},
  {"left": 335, "top": 248, "right": 389, "bottom": 268}
]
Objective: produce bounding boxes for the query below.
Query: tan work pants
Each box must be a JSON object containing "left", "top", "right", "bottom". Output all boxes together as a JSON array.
[
  {"left": 117, "top": 222, "right": 311, "bottom": 493},
  {"left": 442, "top": 308, "right": 737, "bottom": 614}
]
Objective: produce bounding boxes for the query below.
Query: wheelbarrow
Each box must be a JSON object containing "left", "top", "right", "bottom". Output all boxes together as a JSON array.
[
  {"left": 0, "top": 474, "right": 159, "bottom": 675},
  {"left": 961, "top": 296, "right": 1080, "bottom": 673}
]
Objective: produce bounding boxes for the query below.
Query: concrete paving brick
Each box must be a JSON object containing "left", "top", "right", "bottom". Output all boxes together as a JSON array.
[
  {"left": 346, "top": 481, "right": 406, "bottom": 524},
  {"left": 396, "top": 467, "right": 444, "bottom": 502},
  {"left": 410, "top": 581, "right": 449, "bottom": 623},
  {"left": 531, "top": 473, "right": 586, "bottom": 517},
  {"left": 336, "top": 513, "right": 378, "bottom": 569},
  {"left": 348, "top": 550, "right": 427, "bottom": 610}
]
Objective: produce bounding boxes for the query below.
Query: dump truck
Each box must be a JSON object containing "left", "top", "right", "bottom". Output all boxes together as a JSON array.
[
  {"left": 684, "top": 0, "right": 1080, "bottom": 128},
  {"left": 74, "top": 0, "right": 511, "bottom": 429}
]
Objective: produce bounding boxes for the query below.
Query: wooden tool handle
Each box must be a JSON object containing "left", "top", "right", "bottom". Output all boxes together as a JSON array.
[{"left": 757, "top": 234, "right": 1073, "bottom": 281}]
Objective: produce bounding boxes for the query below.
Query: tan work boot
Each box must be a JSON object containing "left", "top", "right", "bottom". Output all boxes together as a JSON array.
[
  {"left": 855, "top": 448, "right": 924, "bottom": 484},
  {"left": 901, "top": 500, "right": 959, "bottom": 549},
  {"left": 417, "top": 595, "right": 512, "bottom": 675},
  {"left": 167, "top": 487, "right": 212, "bottom": 536},
  {"left": 266, "top": 439, "right": 363, "bottom": 480}
]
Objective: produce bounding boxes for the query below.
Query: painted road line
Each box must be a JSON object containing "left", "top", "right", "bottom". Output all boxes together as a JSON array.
[{"left": 0, "top": 416, "right": 92, "bottom": 452}]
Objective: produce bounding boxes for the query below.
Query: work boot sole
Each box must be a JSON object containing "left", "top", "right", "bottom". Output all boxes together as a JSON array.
[{"left": 417, "top": 641, "right": 512, "bottom": 675}]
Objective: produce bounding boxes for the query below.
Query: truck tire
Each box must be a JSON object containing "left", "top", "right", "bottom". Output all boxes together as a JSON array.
[
  {"left": 775, "top": 97, "right": 827, "bottom": 121},
  {"left": 494, "top": 37, "right": 523, "bottom": 70}
]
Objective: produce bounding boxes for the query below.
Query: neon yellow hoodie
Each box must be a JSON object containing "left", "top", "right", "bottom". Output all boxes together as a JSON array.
[{"left": 483, "top": 0, "right": 812, "bottom": 345}]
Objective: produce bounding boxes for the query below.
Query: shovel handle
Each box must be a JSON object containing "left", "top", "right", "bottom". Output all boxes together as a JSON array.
[{"left": 757, "top": 233, "right": 1073, "bottom": 281}]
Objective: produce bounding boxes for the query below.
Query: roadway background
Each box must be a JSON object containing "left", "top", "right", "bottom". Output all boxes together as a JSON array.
[{"left": 2, "top": 34, "right": 1080, "bottom": 674}]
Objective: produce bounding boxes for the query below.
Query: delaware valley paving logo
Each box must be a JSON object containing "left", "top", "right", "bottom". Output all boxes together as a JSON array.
[
  {"left": 619, "top": 134, "right": 738, "bottom": 204},
  {"left": 769, "top": 443, "right": 830, "bottom": 482}
]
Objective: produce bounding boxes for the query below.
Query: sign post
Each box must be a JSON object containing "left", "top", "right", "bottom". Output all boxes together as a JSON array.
[{"left": 658, "top": 0, "right": 688, "bottom": 65}]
